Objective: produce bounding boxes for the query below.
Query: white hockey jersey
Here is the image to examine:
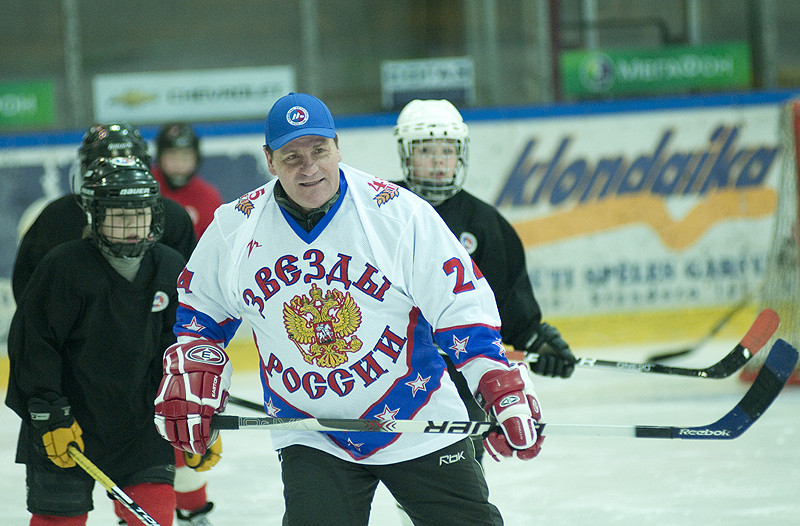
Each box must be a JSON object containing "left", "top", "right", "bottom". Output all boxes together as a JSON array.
[{"left": 174, "top": 164, "right": 510, "bottom": 464}]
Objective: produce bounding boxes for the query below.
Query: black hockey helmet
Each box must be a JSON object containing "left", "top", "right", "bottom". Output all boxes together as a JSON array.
[
  {"left": 73, "top": 123, "right": 150, "bottom": 195},
  {"left": 80, "top": 157, "right": 164, "bottom": 258},
  {"left": 156, "top": 122, "right": 200, "bottom": 160},
  {"left": 78, "top": 122, "right": 150, "bottom": 171}
]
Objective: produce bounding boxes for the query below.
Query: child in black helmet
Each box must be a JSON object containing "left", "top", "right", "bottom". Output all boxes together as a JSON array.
[{"left": 6, "top": 157, "right": 186, "bottom": 525}]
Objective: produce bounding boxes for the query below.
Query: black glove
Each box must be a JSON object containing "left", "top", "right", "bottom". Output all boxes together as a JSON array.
[
  {"left": 28, "top": 396, "right": 84, "bottom": 468},
  {"left": 526, "top": 322, "right": 577, "bottom": 378}
]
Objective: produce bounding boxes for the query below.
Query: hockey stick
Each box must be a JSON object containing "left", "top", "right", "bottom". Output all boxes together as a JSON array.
[
  {"left": 67, "top": 444, "right": 163, "bottom": 526},
  {"left": 518, "top": 308, "right": 779, "bottom": 379},
  {"left": 225, "top": 308, "right": 778, "bottom": 424},
  {"left": 228, "top": 395, "right": 265, "bottom": 412},
  {"left": 212, "top": 338, "right": 797, "bottom": 440},
  {"left": 227, "top": 307, "right": 774, "bottom": 416},
  {"left": 646, "top": 296, "right": 751, "bottom": 362}
]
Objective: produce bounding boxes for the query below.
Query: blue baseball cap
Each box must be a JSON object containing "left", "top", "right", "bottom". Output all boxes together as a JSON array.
[{"left": 264, "top": 92, "right": 336, "bottom": 150}]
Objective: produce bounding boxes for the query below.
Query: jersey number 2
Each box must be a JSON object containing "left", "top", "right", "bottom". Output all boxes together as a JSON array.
[{"left": 443, "top": 257, "right": 476, "bottom": 294}]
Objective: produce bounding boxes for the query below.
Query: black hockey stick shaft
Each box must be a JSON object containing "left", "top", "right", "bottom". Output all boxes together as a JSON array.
[
  {"left": 646, "top": 296, "right": 751, "bottom": 362},
  {"left": 68, "top": 444, "right": 163, "bottom": 526},
  {"left": 228, "top": 395, "right": 265, "bottom": 412},
  {"left": 522, "top": 308, "right": 778, "bottom": 378},
  {"left": 212, "top": 338, "right": 797, "bottom": 440}
]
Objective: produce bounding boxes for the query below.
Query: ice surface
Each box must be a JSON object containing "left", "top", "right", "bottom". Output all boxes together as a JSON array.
[{"left": 2, "top": 340, "right": 798, "bottom": 525}]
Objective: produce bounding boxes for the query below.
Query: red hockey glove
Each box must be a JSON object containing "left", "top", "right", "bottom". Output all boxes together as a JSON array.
[
  {"left": 154, "top": 339, "right": 231, "bottom": 455},
  {"left": 527, "top": 322, "right": 577, "bottom": 378},
  {"left": 477, "top": 363, "right": 544, "bottom": 461}
]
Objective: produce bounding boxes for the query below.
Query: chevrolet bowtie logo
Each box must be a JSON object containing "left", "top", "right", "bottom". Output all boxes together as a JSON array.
[{"left": 110, "top": 90, "right": 157, "bottom": 107}]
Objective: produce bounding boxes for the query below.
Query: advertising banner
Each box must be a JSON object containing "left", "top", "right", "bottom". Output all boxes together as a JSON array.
[
  {"left": 0, "top": 92, "right": 789, "bottom": 348},
  {"left": 0, "top": 80, "right": 56, "bottom": 128},
  {"left": 381, "top": 57, "right": 475, "bottom": 110},
  {"left": 561, "top": 42, "right": 752, "bottom": 99},
  {"left": 92, "top": 66, "right": 295, "bottom": 123}
]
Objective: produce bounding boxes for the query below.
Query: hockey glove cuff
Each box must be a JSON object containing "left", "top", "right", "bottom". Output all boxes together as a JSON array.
[
  {"left": 155, "top": 339, "right": 231, "bottom": 455},
  {"left": 527, "top": 322, "right": 577, "bottom": 378},
  {"left": 28, "top": 396, "right": 84, "bottom": 469},
  {"left": 477, "top": 363, "right": 544, "bottom": 461}
]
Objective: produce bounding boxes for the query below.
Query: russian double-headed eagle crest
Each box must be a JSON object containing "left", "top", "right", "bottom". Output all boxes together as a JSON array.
[{"left": 283, "top": 283, "right": 363, "bottom": 368}]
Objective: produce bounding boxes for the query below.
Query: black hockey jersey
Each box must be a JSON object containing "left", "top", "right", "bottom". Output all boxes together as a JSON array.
[
  {"left": 6, "top": 239, "right": 184, "bottom": 481},
  {"left": 12, "top": 194, "right": 196, "bottom": 301},
  {"left": 433, "top": 189, "right": 543, "bottom": 349}
]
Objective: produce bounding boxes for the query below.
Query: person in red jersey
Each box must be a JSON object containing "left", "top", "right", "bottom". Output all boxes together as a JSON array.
[{"left": 151, "top": 122, "right": 224, "bottom": 239}]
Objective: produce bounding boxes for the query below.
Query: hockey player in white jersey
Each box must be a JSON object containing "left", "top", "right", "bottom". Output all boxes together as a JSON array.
[{"left": 154, "top": 92, "right": 544, "bottom": 525}]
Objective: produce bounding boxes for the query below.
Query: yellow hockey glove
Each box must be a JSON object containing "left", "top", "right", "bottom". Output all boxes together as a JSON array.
[{"left": 184, "top": 436, "right": 222, "bottom": 471}]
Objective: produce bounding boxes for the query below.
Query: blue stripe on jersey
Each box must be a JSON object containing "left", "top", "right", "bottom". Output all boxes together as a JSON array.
[
  {"left": 434, "top": 324, "right": 506, "bottom": 367},
  {"left": 174, "top": 305, "right": 242, "bottom": 346}
]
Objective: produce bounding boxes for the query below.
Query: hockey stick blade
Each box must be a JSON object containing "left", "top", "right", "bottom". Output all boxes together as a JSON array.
[
  {"left": 646, "top": 296, "right": 751, "bottom": 362},
  {"left": 212, "top": 338, "right": 796, "bottom": 441},
  {"left": 633, "top": 338, "right": 798, "bottom": 439},
  {"left": 521, "top": 308, "right": 779, "bottom": 378}
]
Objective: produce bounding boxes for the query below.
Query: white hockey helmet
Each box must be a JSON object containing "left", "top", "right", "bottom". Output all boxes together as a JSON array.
[{"left": 394, "top": 99, "right": 469, "bottom": 205}]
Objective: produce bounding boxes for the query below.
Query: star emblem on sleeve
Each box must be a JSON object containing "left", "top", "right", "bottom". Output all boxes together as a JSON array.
[
  {"left": 493, "top": 338, "right": 506, "bottom": 356},
  {"left": 375, "top": 405, "right": 400, "bottom": 421},
  {"left": 183, "top": 316, "right": 205, "bottom": 332},
  {"left": 405, "top": 373, "right": 431, "bottom": 397},
  {"left": 449, "top": 335, "right": 469, "bottom": 359},
  {"left": 264, "top": 398, "right": 280, "bottom": 417},
  {"left": 347, "top": 438, "right": 363, "bottom": 451}
]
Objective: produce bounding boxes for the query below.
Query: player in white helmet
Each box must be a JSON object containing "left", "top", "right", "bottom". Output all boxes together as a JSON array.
[
  {"left": 395, "top": 99, "right": 577, "bottom": 464},
  {"left": 395, "top": 98, "right": 470, "bottom": 205}
]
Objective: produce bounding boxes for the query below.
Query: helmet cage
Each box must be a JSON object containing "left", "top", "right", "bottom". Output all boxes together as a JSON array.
[
  {"left": 81, "top": 157, "right": 164, "bottom": 258},
  {"left": 397, "top": 136, "right": 469, "bottom": 205}
]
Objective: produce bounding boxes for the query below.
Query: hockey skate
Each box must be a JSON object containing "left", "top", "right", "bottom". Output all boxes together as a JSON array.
[{"left": 176, "top": 502, "right": 215, "bottom": 526}]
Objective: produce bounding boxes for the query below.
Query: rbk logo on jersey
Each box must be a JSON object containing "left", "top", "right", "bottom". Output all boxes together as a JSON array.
[
  {"left": 283, "top": 283, "right": 363, "bottom": 368},
  {"left": 247, "top": 239, "right": 262, "bottom": 257}
]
